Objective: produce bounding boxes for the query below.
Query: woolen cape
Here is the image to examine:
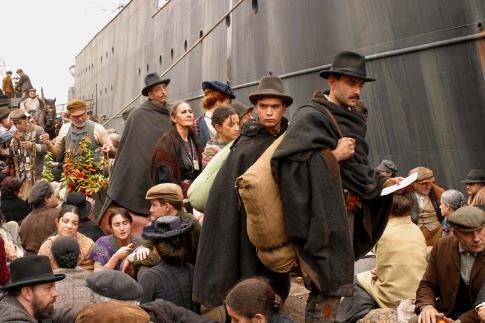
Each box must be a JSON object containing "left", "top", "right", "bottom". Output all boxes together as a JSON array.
[
  {"left": 103, "top": 99, "right": 171, "bottom": 216},
  {"left": 193, "top": 119, "right": 290, "bottom": 308},
  {"left": 271, "top": 96, "right": 392, "bottom": 297}
]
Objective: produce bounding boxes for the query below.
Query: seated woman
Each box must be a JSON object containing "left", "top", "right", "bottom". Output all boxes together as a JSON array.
[
  {"left": 439, "top": 189, "right": 466, "bottom": 236},
  {"left": 201, "top": 106, "right": 240, "bottom": 168},
  {"left": 90, "top": 208, "right": 142, "bottom": 271},
  {"left": 38, "top": 205, "right": 94, "bottom": 271},
  {"left": 52, "top": 236, "right": 91, "bottom": 313},
  {"left": 225, "top": 277, "right": 293, "bottom": 323},
  {"left": 138, "top": 215, "right": 196, "bottom": 312},
  {"left": 151, "top": 101, "right": 202, "bottom": 196}
]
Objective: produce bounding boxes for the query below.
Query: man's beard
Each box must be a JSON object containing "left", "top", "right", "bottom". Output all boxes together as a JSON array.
[{"left": 32, "top": 295, "right": 55, "bottom": 319}]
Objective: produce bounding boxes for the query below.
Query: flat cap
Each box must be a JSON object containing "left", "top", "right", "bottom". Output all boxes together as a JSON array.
[
  {"left": 8, "top": 108, "right": 29, "bottom": 121},
  {"left": 66, "top": 99, "right": 87, "bottom": 116},
  {"left": 27, "top": 180, "right": 53, "bottom": 204},
  {"left": 376, "top": 160, "right": 398, "bottom": 174},
  {"left": 75, "top": 301, "right": 150, "bottom": 323},
  {"left": 409, "top": 166, "right": 435, "bottom": 183},
  {"left": 86, "top": 270, "right": 143, "bottom": 301},
  {"left": 146, "top": 183, "right": 183, "bottom": 202},
  {"left": 448, "top": 206, "right": 485, "bottom": 232}
]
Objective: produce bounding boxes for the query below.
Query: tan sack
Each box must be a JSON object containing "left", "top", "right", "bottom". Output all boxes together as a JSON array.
[{"left": 236, "top": 133, "right": 297, "bottom": 273}]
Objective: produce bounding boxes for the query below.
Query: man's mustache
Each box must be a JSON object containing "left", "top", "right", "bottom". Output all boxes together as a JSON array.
[{"left": 348, "top": 94, "right": 360, "bottom": 100}]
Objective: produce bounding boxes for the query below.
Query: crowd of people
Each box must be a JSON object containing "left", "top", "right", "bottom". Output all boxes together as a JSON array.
[{"left": 0, "top": 51, "right": 483, "bottom": 323}]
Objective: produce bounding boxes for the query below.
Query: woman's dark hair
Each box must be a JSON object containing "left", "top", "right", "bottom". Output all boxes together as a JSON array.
[
  {"left": 211, "top": 106, "right": 237, "bottom": 128},
  {"left": 51, "top": 236, "right": 80, "bottom": 269},
  {"left": 108, "top": 207, "right": 133, "bottom": 226},
  {"left": 391, "top": 194, "right": 412, "bottom": 217},
  {"left": 154, "top": 232, "right": 192, "bottom": 264},
  {"left": 0, "top": 176, "right": 23, "bottom": 198},
  {"left": 57, "top": 205, "right": 81, "bottom": 221},
  {"left": 225, "top": 277, "right": 278, "bottom": 319}
]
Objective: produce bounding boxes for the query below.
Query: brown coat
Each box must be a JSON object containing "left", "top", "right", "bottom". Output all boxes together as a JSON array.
[
  {"left": 469, "top": 185, "right": 485, "bottom": 206},
  {"left": 19, "top": 204, "right": 59, "bottom": 255},
  {"left": 2, "top": 75, "right": 14, "bottom": 95},
  {"left": 415, "top": 235, "right": 485, "bottom": 322}
]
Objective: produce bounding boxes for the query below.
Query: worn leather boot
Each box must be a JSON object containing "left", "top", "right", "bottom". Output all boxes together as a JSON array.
[{"left": 305, "top": 287, "right": 340, "bottom": 323}]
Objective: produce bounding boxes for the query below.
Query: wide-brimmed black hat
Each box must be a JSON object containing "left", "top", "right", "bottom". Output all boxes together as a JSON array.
[
  {"left": 142, "top": 73, "right": 171, "bottom": 96},
  {"left": 142, "top": 215, "right": 193, "bottom": 240},
  {"left": 319, "top": 51, "right": 375, "bottom": 82},
  {"left": 2, "top": 255, "right": 65, "bottom": 290},
  {"left": 248, "top": 76, "right": 293, "bottom": 106},
  {"left": 63, "top": 192, "right": 91, "bottom": 219},
  {"left": 202, "top": 80, "right": 235, "bottom": 99},
  {"left": 461, "top": 169, "right": 485, "bottom": 184}
]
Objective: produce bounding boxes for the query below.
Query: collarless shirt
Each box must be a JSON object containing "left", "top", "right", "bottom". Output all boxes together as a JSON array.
[{"left": 459, "top": 242, "right": 477, "bottom": 285}]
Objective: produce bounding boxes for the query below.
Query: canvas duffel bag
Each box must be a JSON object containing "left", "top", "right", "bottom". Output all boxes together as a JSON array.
[
  {"left": 236, "top": 133, "right": 297, "bottom": 273},
  {"left": 188, "top": 141, "right": 233, "bottom": 211}
]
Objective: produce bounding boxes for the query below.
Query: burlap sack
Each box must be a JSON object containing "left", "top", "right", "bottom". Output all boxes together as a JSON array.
[{"left": 236, "top": 133, "right": 297, "bottom": 273}]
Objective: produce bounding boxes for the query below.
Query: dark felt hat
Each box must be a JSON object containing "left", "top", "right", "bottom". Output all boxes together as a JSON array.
[
  {"left": 1, "top": 255, "right": 65, "bottom": 290},
  {"left": 202, "top": 80, "right": 235, "bottom": 99},
  {"left": 319, "top": 51, "right": 375, "bottom": 82},
  {"left": 86, "top": 270, "right": 143, "bottom": 301},
  {"left": 248, "top": 76, "right": 293, "bottom": 106},
  {"left": 231, "top": 101, "right": 252, "bottom": 118},
  {"left": 448, "top": 206, "right": 485, "bottom": 232},
  {"left": 0, "top": 94, "right": 10, "bottom": 109},
  {"left": 461, "top": 169, "right": 485, "bottom": 184},
  {"left": 142, "top": 215, "right": 193, "bottom": 240},
  {"left": 142, "top": 73, "right": 170, "bottom": 96},
  {"left": 0, "top": 106, "right": 10, "bottom": 120},
  {"left": 63, "top": 192, "right": 91, "bottom": 219}
]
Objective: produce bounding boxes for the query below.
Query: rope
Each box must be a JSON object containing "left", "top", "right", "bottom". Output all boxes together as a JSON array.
[{"left": 102, "top": 0, "right": 248, "bottom": 126}]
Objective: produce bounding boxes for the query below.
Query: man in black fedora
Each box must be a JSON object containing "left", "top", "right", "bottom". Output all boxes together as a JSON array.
[
  {"left": 193, "top": 76, "right": 292, "bottom": 319},
  {"left": 462, "top": 169, "right": 485, "bottom": 206},
  {"left": 271, "top": 51, "right": 401, "bottom": 322},
  {"left": 99, "top": 73, "right": 171, "bottom": 233},
  {"left": 0, "top": 255, "right": 76, "bottom": 322}
]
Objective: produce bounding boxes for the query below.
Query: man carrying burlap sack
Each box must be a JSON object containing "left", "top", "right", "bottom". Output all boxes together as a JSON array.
[
  {"left": 193, "top": 76, "right": 293, "bottom": 317},
  {"left": 271, "top": 51, "right": 402, "bottom": 322}
]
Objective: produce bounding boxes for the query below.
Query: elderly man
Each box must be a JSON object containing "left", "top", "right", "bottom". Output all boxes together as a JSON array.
[
  {"left": 462, "top": 169, "right": 485, "bottom": 206},
  {"left": 409, "top": 166, "right": 445, "bottom": 247},
  {"left": 98, "top": 73, "right": 171, "bottom": 231},
  {"left": 193, "top": 76, "right": 293, "bottom": 314},
  {"left": 271, "top": 51, "right": 399, "bottom": 322},
  {"left": 41, "top": 99, "right": 114, "bottom": 161},
  {"left": 19, "top": 181, "right": 59, "bottom": 255},
  {"left": 415, "top": 206, "right": 485, "bottom": 323},
  {"left": 14, "top": 69, "right": 33, "bottom": 97},
  {"left": 7, "top": 108, "right": 46, "bottom": 199},
  {"left": 0, "top": 255, "right": 76, "bottom": 322},
  {"left": 2, "top": 71, "right": 14, "bottom": 98}
]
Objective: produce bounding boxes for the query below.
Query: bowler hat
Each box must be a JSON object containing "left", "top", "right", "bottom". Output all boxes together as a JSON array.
[
  {"left": 409, "top": 166, "right": 435, "bottom": 183},
  {"left": 202, "top": 80, "right": 235, "bottom": 99},
  {"left": 146, "top": 183, "right": 183, "bottom": 202},
  {"left": 142, "top": 73, "right": 170, "bottom": 96},
  {"left": 142, "top": 215, "right": 192, "bottom": 240},
  {"left": 461, "top": 169, "right": 485, "bottom": 184},
  {"left": 86, "top": 270, "right": 143, "bottom": 301},
  {"left": 319, "top": 51, "right": 375, "bottom": 82},
  {"left": 448, "top": 206, "right": 485, "bottom": 232},
  {"left": 1, "top": 255, "right": 65, "bottom": 290},
  {"left": 63, "top": 192, "right": 91, "bottom": 219},
  {"left": 249, "top": 76, "right": 293, "bottom": 106}
]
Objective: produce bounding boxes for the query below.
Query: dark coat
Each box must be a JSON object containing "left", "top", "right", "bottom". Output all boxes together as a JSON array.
[
  {"left": 415, "top": 235, "right": 485, "bottom": 322},
  {"left": 78, "top": 218, "right": 106, "bottom": 243},
  {"left": 1, "top": 195, "right": 30, "bottom": 223},
  {"left": 193, "top": 119, "right": 290, "bottom": 308},
  {"left": 15, "top": 74, "right": 33, "bottom": 93},
  {"left": 140, "top": 299, "right": 217, "bottom": 323},
  {"left": 271, "top": 98, "right": 392, "bottom": 297},
  {"left": 151, "top": 126, "right": 202, "bottom": 193},
  {"left": 104, "top": 100, "right": 171, "bottom": 216}
]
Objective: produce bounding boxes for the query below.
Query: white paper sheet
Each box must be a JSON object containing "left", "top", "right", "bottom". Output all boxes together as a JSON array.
[{"left": 380, "top": 172, "right": 418, "bottom": 196}]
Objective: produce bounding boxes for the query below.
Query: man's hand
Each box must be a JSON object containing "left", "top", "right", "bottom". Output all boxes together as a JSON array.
[
  {"left": 383, "top": 176, "right": 404, "bottom": 188},
  {"left": 477, "top": 305, "right": 485, "bottom": 322},
  {"left": 40, "top": 133, "right": 50, "bottom": 144},
  {"left": 332, "top": 137, "right": 355, "bottom": 161},
  {"left": 20, "top": 141, "right": 33, "bottom": 149},
  {"left": 127, "top": 246, "right": 151, "bottom": 262},
  {"left": 101, "top": 144, "right": 113, "bottom": 153},
  {"left": 371, "top": 267, "right": 378, "bottom": 282},
  {"left": 418, "top": 305, "right": 446, "bottom": 323}
]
